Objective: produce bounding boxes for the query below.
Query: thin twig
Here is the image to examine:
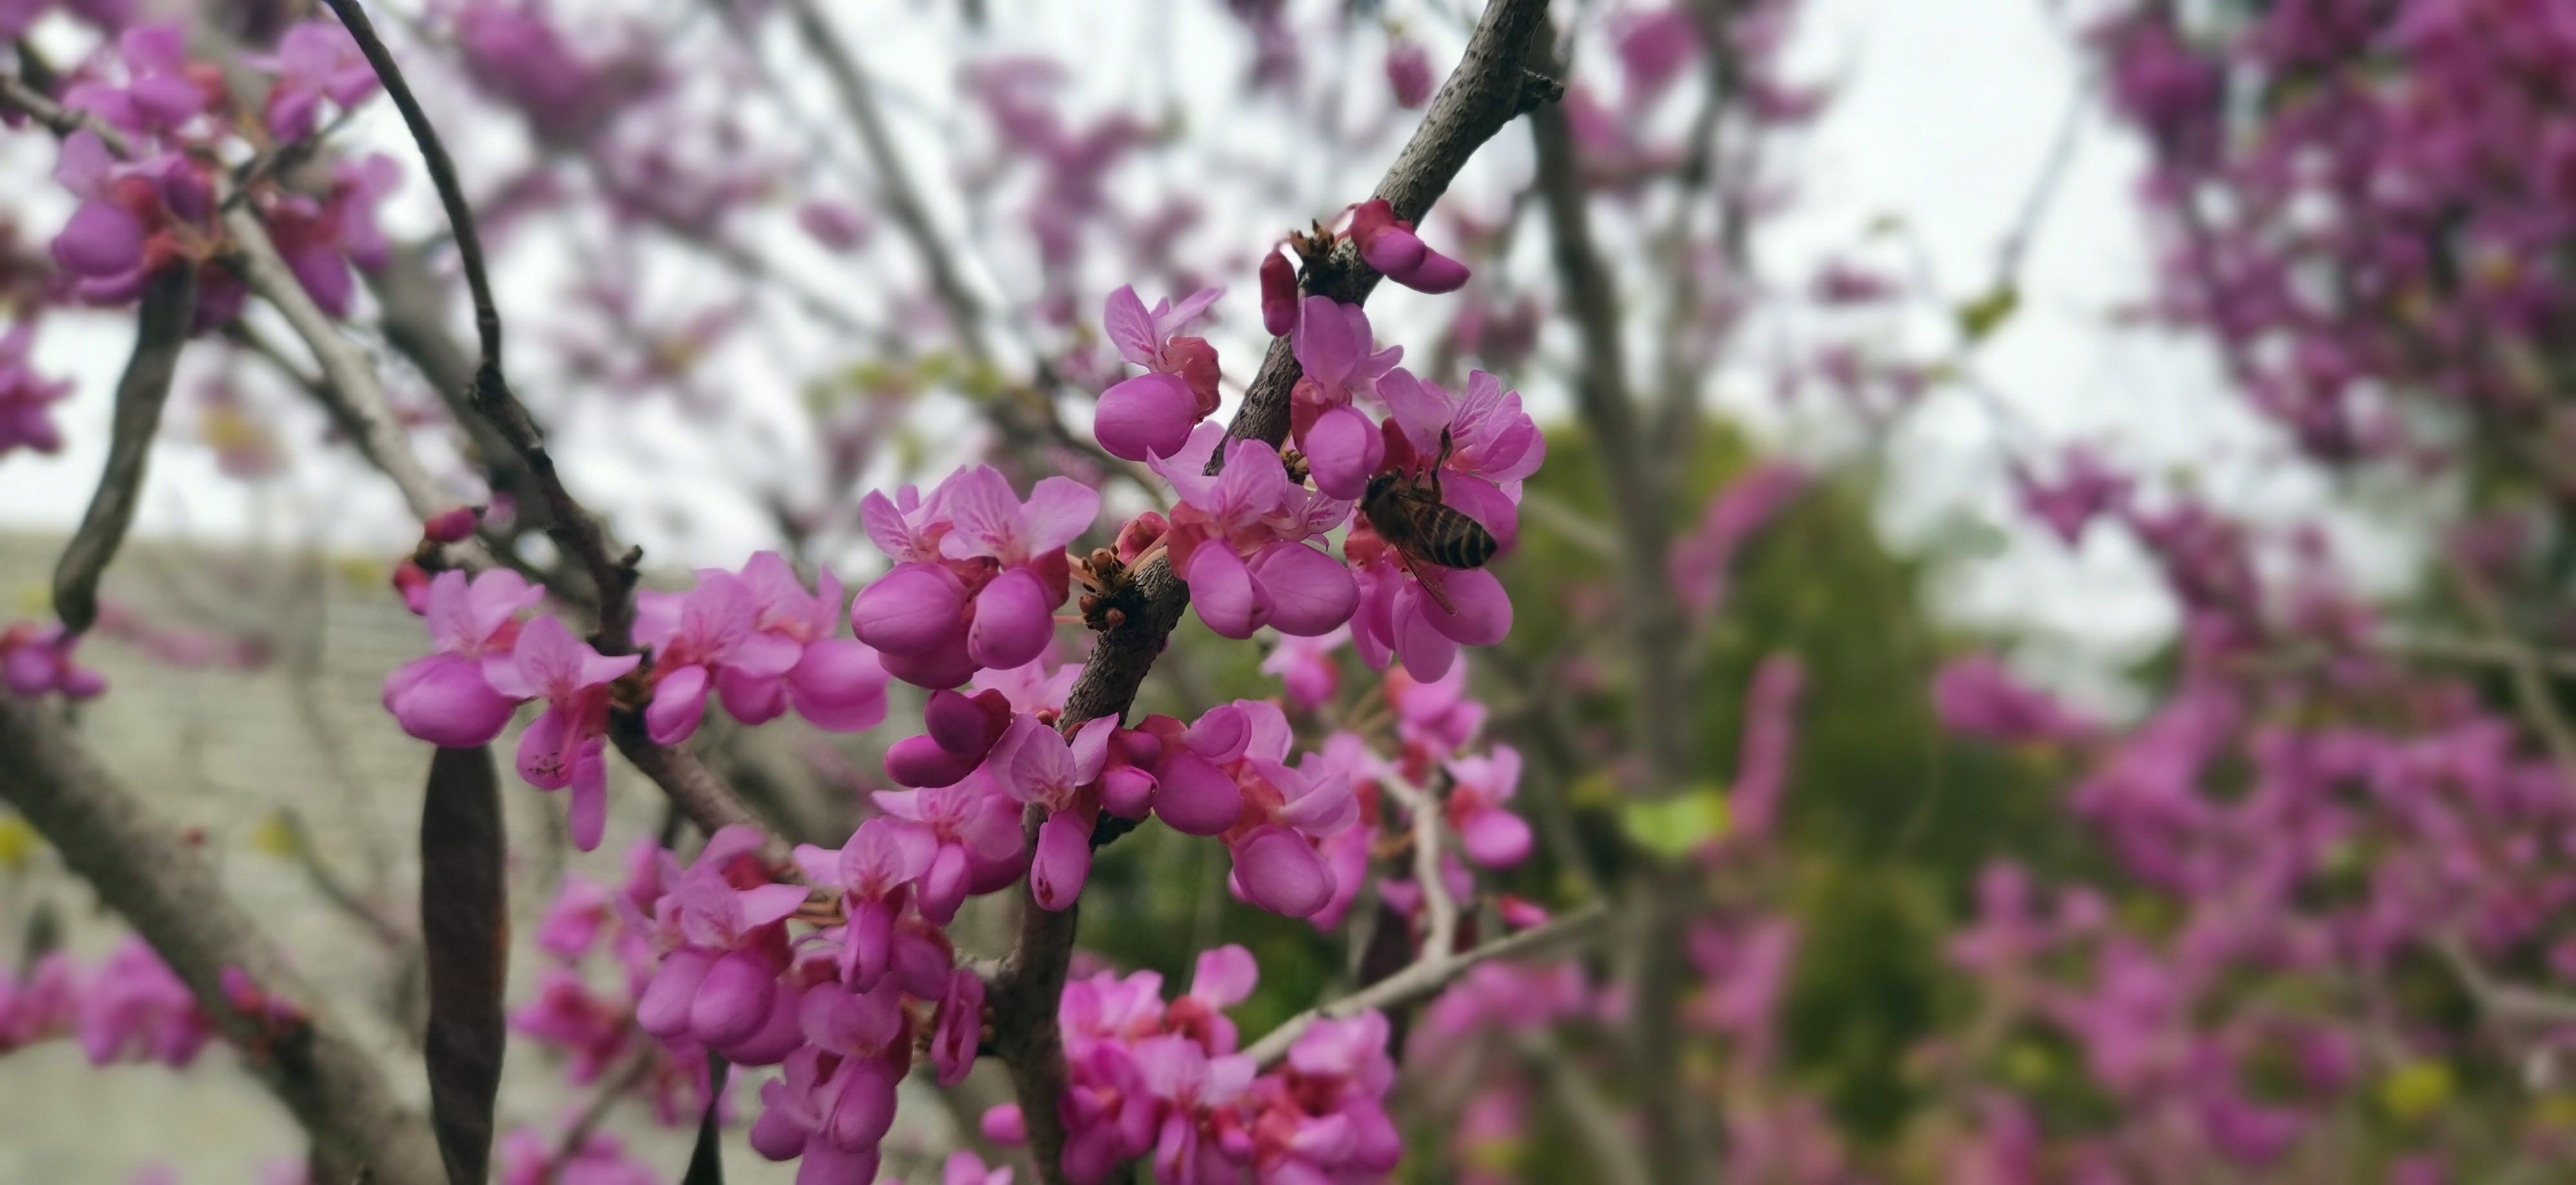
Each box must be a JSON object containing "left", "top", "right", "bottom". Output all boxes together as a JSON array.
[
  {"left": 53, "top": 263, "right": 198, "bottom": 633},
  {"left": 1241, "top": 902, "right": 1609, "bottom": 1067}
]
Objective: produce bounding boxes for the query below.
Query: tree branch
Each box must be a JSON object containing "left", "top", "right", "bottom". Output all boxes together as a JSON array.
[
  {"left": 0, "top": 698, "right": 444, "bottom": 1185},
  {"left": 1240, "top": 902, "right": 1609, "bottom": 1067},
  {"left": 53, "top": 263, "right": 197, "bottom": 634}
]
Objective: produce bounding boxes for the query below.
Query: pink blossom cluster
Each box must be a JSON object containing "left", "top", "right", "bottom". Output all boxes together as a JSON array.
[
  {"left": 1088, "top": 274, "right": 1543, "bottom": 680},
  {"left": 981, "top": 948, "right": 1400, "bottom": 1185},
  {"left": 383, "top": 556, "right": 887, "bottom": 850},
  {"left": 1, "top": 620, "right": 107, "bottom": 700},
  {"left": 0, "top": 323, "right": 73, "bottom": 458},
  {"left": 851, "top": 466, "right": 1097, "bottom": 688},
  {"left": 0, "top": 939, "right": 209, "bottom": 1068}
]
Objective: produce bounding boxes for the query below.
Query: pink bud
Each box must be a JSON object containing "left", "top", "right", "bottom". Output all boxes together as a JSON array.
[
  {"left": 392, "top": 561, "right": 431, "bottom": 614},
  {"left": 983, "top": 1104, "right": 1028, "bottom": 1146},
  {"left": 925, "top": 688, "right": 1007, "bottom": 757},
  {"left": 1395, "top": 247, "right": 1472, "bottom": 294},
  {"left": 1260, "top": 250, "right": 1298, "bottom": 337},
  {"left": 422, "top": 506, "right": 479, "bottom": 544},
  {"left": 1117, "top": 513, "right": 1169, "bottom": 564},
  {"left": 886, "top": 734, "right": 981, "bottom": 788}
]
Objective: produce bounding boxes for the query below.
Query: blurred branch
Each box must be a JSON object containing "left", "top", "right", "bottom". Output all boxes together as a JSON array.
[
  {"left": 53, "top": 265, "right": 197, "bottom": 634},
  {"left": 0, "top": 697, "right": 444, "bottom": 1184},
  {"left": 785, "top": 0, "right": 994, "bottom": 363},
  {"left": 1516, "top": 1029, "right": 1653, "bottom": 1185},
  {"left": 2445, "top": 555, "right": 2576, "bottom": 778},
  {"left": 1242, "top": 902, "right": 1609, "bottom": 1068}
]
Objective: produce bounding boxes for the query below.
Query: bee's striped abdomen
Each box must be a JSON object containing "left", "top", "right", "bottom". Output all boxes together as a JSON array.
[{"left": 1419, "top": 507, "right": 1499, "bottom": 569}]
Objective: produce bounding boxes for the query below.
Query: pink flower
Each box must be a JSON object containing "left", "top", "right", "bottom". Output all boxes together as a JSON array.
[
  {"left": 931, "top": 967, "right": 985, "bottom": 1087},
  {"left": 998, "top": 714, "right": 1117, "bottom": 910},
  {"left": 1386, "top": 39, "right": 1435, "bottom": 108},
  {"left": 1150, "top": 424, "right": 1358, "bottom": 640},
  {"left": 1935, "top": 655, "right": 2098, "bottom": 746},
  {"left": 794, "top": 818, "right": 935, "bottom": 991},
  {"left": 635, "top": 571, "right": 804, "bottom": 744},
  {"left": 256, "top": 153, "right": 402, "bottom": 319},
  {"left": 497, "top": 1127, "right": 659, "bottom": 1185},
  {"left": 796, "top": 200, "right": 873, "bottom": 252},
  {"left": 1095, "top": 284, "right": 1225, "bottom": 461},
  {"left": 62, "top": 25, "right": 211, "bottom": 140},
  {"left": 854, "top": 467, "right": 1096, "bottom": 685},
  {"left": 483, "top": 615, "right": 637, "bottom": 849},
  {"left": 2, "top": 621, "right": 108, "bottom": 701},
  {"left": 49, "top": 130, "right": 213, "bottom": 305},
  {"left": 634, "top": 826, "right": 808, "bottom": 1054},
  {"left": 1346, "top": 198, "right": 1471, "bottom": 294},
  {"left": 1259, "top": 249, "right": 1298, "bottom": 337},
  {"left": 2014, "top": 446, "right": 2132, "bottom": 548},
  {"left": 381, "top": 568, "right": 542, "bottom": 748},
  {"left": 1135, "top": 1034, "right": 1256, "bottom": 1185},
  {"left": 1288, "top": 298, "right": 1403, "bottom": 498},
  {"left": 0, "top": 325, "right": 73, "bottom": 457},
  {"left": 1262, "top": 627, "right": 1348, "bottom": 710},
  {"left": 256, "top": 20, "right": 379, "bottom": 142},
  {"left": 872, "top": 771, "right": 1028, "bottom": 922},
  {"left": 1385, "top": 660, "right": 1486, "bottom": 755},
  {"left": 1179, "top": 701, "right": 1358, "bottom": 918},
  {"left": 942, "top": 1151, "right": 1013, "bottom": 1185},
  {"left": 1671, "top": 460, "right": 1808, "bottom": 618},
  {"left": 77, "top": 939, "right": 209, "bottom": 1068},
  {"left": 726, "top": 553, "right": 889, "bottom": 732},
  {"left": 1345, "top": 533, "right": 1513, "bottom": 682},
  {"left": 1444, "top": 744, "right": 1530, "bottom": 867},
  {"left": 0, "top": 952, "right": 79, "bottom": 1051},
  {"left": 1163, "top": 945, "right": 1256, "bottom": 1055},
  {"left": 748, "top": 989, "right": 910, "bottom": 1177},
  {"left": 1376, "top": 366, "right": 1544, "bottom": 551}
]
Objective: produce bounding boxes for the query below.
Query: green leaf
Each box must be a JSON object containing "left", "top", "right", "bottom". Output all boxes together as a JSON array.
[
  {"left": 1620, "top": 784, "right": 1730, "bottom": 860},
  {"left": 1954, "top": 284, "right": 2021, "bottom": 345}
]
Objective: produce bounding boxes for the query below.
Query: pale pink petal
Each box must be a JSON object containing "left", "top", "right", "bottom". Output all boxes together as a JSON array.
[
  {"left": 1030, "top": 810, "right": 1092, "bottom": 911},
  {"left": 853, "top": 564, "right": 969, "bottom": 655},
  {"left": 1231, "top": 826, "right": 1333, "bottom": 918},
  {"left": 1188, "top": 945, "right": 1257, "bottom": 1007},
  {"left": 645, "top": 663, "right": 712, "bottom": 745},
  {"left": 1422, "top": 567, "right": 1512, "bottom": 646},
  {"left": 1302, "top": 404, "right": 1385, "bottom": 500},
  {"left": 1103, "top": 284, "right": 1160, "bottom": 366},
  {"left": 1021, "top": 476, "right": 1102, "bottom": 553},
  {"left": 1096, "top": 372, "right": 1200, "bottom": 462}
]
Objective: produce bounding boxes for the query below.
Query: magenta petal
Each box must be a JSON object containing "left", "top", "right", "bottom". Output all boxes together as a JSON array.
[
  {"left": 1459, "top": 805, "right": 1533, "bottom": 867},
  {"left": 1095, "top": 372, "right": 1200, "bottom": 462},
  {"left": 919, "top": 844, "right": 971, "bottom": 924},
  {"left": 1184, "top": 544, "right": 1268, "bottom": 640},
  {"left": 925, "top": 687, "right": 1006, "bottom": 757},
  {"left": 1303, "top": 404, "right": 1385, "bottom": 500},
  {"left": 1423, "top": 567, "right": 1512, "bottom": 645},
  {"left": 880, "top": 644, "right": 980, "bottom": 690},
  {"left": 826, "top": 1057, "right": 901, "bottom": 1152},
  {"left": 382, "top": 653, "right": 516, "bottom": 748},
  {"left": 1152, "top": 751, "right": 1244, "bottom": 836},
  {"left": 53, "top": 202, "right": 145, "bottom": 278},
  {"left": 1441, "top": 473, "right": 1520, "bottom": 553},
  {"left": 787, "top": 640, "right": 888, "bottom": 732},
  {"left": 1030, "top": 811, "right": 1093, "bottom": 911},
  {"left": 842, "top": 896, "right": 898, "bottom": 992},
  {"left": 566, "top": 741, "right": 608, "bottom": 851},
  {"left": 750, "top": 1080, "right": 812, "bottom": 1161},
  {"left": 967, "top": 569, "right": 1055, "bottom": 672},
  {"left": 1395, "top": 248, "right": 1471, "bottom": 294},
  {"left": 1359, "top": 225, "right": 1427, "bottom": 277},
  {"left": 691, "top": 949, "right": 779, "bottom": 1048},
  {"left": 1100, "top": 765, "right": 1157, "bottom": 819},
  {"left": 800, "top": 1141, "right": 882, "bottom": 1185},
  {"left": 514, "top": 706, "right": 577, "bottom": 790},
  {"left": 1231, "top": 826, "right": 1334, "bottom": 918},
  {"left": 723, "top": 980, "right": 808, "bottom": 1066},
  {"left": 852, "top": 564, "right": 969, "bottom": 655},
  {"left": 886, "top": 734, "right": 981, "bottom": 788},
  {"left": 1248, "top": 544, "right": 1358, "bottom": 636},
  {"left": 636, "top": 948, "right": 712, "bottom": 1038},
  {"left": 646, "top": 663, "right": 712, "bottom": 745}
]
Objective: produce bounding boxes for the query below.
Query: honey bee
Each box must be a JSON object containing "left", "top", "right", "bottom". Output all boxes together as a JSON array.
[{"left": 1360, "top": 429, "right": 1497, "bottom": 612}]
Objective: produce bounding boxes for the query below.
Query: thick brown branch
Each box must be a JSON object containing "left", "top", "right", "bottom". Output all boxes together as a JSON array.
[{"left": 0, "top": 698, "right": 444, "bottom": 1185}]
